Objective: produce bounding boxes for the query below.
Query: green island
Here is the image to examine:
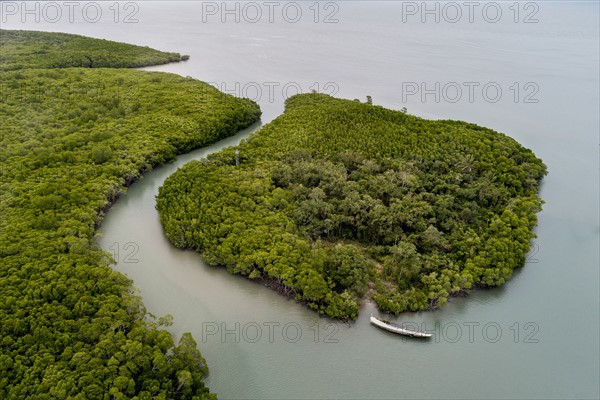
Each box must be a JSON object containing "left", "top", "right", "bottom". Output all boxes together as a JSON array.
[
  {"left": 0, "top": 30, "right": 188, "bottom": 71},
  {"left": 157, "top": 94, "right": 547, "bottom": 320},
  {"left": 0, "top": 30, "right": 260, "bottom": 399}
]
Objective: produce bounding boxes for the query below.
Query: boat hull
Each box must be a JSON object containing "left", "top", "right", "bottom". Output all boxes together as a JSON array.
[{"left": 370, "top": 316, "right": 432, "bottom": 338}]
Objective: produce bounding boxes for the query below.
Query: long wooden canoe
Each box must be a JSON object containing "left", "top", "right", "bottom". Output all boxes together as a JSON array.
[{"left": 370, "top": 315, "right": 432, "bottom": 338}]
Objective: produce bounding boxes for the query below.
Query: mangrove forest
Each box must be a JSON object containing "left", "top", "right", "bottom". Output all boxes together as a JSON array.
[
  {"left": 157, "top": 93, "right": 547, "bottom": 320},
  {"left": 0, "top": 29, "right": 260, "bottom": 399}
]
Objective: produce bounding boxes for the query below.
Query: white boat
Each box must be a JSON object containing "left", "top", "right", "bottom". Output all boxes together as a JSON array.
[{"left": 370, "top": 315, "right": 432, "bottom": 338}]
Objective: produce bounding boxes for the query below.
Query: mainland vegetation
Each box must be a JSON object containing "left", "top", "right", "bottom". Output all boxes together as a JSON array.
[
  {"left": 157, "top": 94, "right": 547, "bottom": 320},
  {"left": 0, "top": 30, "right": 260, "bottom": 399},
  {"left": 0, "top": 30, "right": 188, "bottom": 71}
]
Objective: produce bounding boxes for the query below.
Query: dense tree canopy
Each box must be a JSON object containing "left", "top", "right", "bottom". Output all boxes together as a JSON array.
[
  {"left": 0, "top": 31, "right": 261, "bottom": 399},
  {"left": 157, "top": 93, "right": 547, "bottom": 320},
  {"left": 0, "top": 30, "right": 187, "bottom": 71}
]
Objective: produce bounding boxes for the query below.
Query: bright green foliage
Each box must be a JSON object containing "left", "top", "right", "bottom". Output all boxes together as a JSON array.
[
  {"left": 1, "top": 33, "right": 261, "bottom": 399},
  {"left": 157, "top": 93, "right": 546, "bottom": 319},
  {"left": 0, "top": 30, "right": 187, "bottom": 70}
]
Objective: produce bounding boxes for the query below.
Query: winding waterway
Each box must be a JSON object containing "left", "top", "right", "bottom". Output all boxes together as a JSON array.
[{"left": 5, "top": 2, "right": 599, "bottom": 398}]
